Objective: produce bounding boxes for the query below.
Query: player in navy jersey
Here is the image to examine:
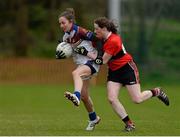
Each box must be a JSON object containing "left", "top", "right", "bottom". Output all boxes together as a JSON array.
[
  {"left": 56, "top": 8, "right": 101, "bottom": 130},
  {"left": 75, "top": 17, "right": 170, "bottom": 132}
]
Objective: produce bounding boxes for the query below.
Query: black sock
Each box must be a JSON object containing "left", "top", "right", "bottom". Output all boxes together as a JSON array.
[{"left": 122, "top": 116, "right": 132, "bottom": 125}]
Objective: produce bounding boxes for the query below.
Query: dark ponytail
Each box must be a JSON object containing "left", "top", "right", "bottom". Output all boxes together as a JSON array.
[
  {"left": 94, "top": 17, "right": 118, "bottom": 34},
  {"left": 109, "top": 20, "right": 118, "bottom": 34},
  {"left": 59, "top": 8, "right": 76, "bottom": 23}
]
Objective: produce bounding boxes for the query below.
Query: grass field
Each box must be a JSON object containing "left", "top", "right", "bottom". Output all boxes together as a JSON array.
[{"left": 0, "top": 83, "right": 179, "bottom": 136}]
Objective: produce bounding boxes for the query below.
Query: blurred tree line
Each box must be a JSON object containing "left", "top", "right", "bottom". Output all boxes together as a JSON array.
[
  {"left": 0, "top": 0, "right": 180, "bottom": 71},
  {"left": 0, "top": 0, "right": 107, "bottom": 57},
  {"left": 121, "top": 0, "right": 180, "bottom": 64}
]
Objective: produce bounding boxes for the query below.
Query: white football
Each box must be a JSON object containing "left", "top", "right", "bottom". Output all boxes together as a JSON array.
[{"left": 56, "top": 42, "right": 73, "bottom": 58}]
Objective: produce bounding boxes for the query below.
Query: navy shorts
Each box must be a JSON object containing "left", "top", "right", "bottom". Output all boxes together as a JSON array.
[
  {"left": 107, "top": 61, "right": 140, "bottom": 85},
  {"left": 84, "top": 60, "right": 97, "bottom": 75}
]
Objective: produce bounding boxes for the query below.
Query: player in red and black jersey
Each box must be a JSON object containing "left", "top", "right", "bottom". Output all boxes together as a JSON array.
[{"left": 75, "top": 17, "right": 170, "bottom": 132}]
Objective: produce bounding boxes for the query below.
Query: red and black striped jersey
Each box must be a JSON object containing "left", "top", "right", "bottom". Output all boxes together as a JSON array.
[{"left": 103, "top": 33, "right": 133, "bottom": 71}]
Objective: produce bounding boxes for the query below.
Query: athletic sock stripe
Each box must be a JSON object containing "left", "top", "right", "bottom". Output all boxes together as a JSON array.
[{"left": 128, "top": 61, "right": 140, "bottom": 84}]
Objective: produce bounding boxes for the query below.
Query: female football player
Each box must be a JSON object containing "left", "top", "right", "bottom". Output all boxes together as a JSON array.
[
  {"left": 75, "top": 17, "right": 170, "bottom": 132},
  {"left": 56, "top": 8, "right": 101, "bottom": 131}
]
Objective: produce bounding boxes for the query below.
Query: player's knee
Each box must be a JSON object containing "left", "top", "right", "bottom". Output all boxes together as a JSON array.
[
  {"left": 108, "top": 96, "right": 118, "bottom": 104},
  {"left": 132, "top": 98, "right": 143, "bottom": 104},
  {"left": 72, "top": 70, "right": 79, "bottom": 76}
]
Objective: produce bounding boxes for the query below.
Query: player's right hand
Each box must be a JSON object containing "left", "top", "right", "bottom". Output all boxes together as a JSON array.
[
  {"left": 56, "top": 51, "right": 66, "bottom": 59},
  {"left": 74, "top": 46, "right": 88, "bottom": 56}
]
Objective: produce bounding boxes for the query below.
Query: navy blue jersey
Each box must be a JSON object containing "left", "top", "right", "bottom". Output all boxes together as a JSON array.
[{"left": 63, "top": 24, "right": 97, "bottom": 46}]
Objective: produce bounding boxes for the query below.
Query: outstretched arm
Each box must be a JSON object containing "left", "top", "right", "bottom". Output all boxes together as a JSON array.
[
  {"left": 74, "top": 46, "right": 98, "bottom": 59},
  {"left": 74, "top": 46, "right": 112, "bottom": 65},
  {"left": 93, "top": 52, "right": 112, "bottom": 65}
]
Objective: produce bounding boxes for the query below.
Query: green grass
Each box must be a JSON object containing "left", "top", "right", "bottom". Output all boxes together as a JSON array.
[{"left": 0, "top": 83, "right": 179, "bottom": 136}]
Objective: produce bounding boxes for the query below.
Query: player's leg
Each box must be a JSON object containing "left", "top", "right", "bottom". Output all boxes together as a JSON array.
[
  {"left": 64, "top": 65, "right": 91, "bottom": 106},
  {"left": 81, "top": 79, "right": 94, "bottom": 112},
  {"left": 81, "top": 79, "right": 100, "bottom": 131},
  {"left": 72, "top": 65, "right": 91, "bottom": 93},
  {"left": 126, "top": 84, "right": 169, "bottom": 106},
  {"left": 107, "top": 81, "right": 135, "bottom": 131},
  {"left": 126, "top": 61, "right": 169, "bottom": 105},
  {"left": 125, "top": 61, "right": 152, "bottom": 103},
  {"left": 126, "top": 84, "right": 152, "bottom": 103}
]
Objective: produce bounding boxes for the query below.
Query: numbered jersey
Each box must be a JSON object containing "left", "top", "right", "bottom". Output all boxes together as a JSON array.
[{"left": 103, "top": 33, "right": 133, "bottom": 71}]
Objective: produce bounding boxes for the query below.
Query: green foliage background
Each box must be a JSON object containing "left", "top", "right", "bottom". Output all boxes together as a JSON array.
[{"left": 0, "top": 0, "right": 180, "bottom": 81}]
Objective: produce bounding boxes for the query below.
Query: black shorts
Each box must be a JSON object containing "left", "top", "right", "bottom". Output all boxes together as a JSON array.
[{"left": 107, "top": 61, "right": 140, "bottom": 85}]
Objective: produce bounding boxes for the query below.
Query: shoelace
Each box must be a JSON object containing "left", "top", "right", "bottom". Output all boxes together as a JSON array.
[
  {"left": 158, "top": 91, "right": 167, "bottom": 100},
  {"left": 160, "top": 92, "right": 167, "bottom": 98}
]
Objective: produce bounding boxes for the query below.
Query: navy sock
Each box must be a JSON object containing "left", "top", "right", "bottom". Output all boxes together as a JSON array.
[
  {"left": 89, "top": 112, "right": 97, "bottom": 121},
  {"left": 73, "top": 91, "right": 81, "bottom": 100}
]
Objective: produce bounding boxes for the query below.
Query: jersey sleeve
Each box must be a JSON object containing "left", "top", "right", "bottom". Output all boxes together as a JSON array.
[
  {"left": 78, "top": 27, "right": 98, "bottom": 42},
  {"left": 78, "top": 26, "right": 103, "bottom": 56}
]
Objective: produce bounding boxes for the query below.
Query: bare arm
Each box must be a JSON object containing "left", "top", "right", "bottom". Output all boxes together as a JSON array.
[
  {"left": 88, "top": 51, "right": 112, "bottom": 64},
  {"left": 74, "top": 46, "right": 112, "bottom": 65},
  {"left": 102, "top": 52, "right": 112, "bottom": 64},
  {"left": 87, "top": 51, "right": 98, "bottom": 60}
]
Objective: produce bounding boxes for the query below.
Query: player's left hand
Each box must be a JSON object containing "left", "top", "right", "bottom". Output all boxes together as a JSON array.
[
  {"left": 74, "top": 46, "right": 88, "bottom": 56},
  {"left": 56, "top": 51, "right": 66, "bottom": 59}
]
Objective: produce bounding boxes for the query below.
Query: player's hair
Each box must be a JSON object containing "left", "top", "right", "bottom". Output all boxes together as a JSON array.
[
  {"left": 94, "top": 17, "right": 118, "bottom": 34},
  {"left": 59, "top": 8, "right": 75, "bottom": 23}
]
